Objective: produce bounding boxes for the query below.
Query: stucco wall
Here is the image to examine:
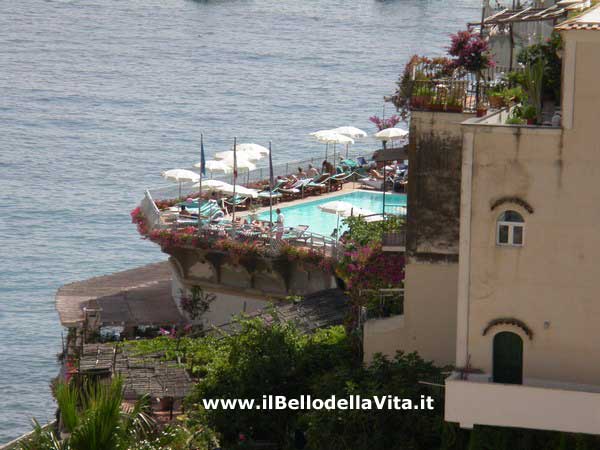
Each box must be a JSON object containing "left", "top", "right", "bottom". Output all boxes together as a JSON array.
[
  {"left": 170, "top": 259, "right": 268, "bottom": 327},
  {"left": 364, "top": 261, "right": 458, "bottom": 366},
  {"left": 445, "top": 373, "right": 600, "bottom": 435},
  {"left": 463, "top": 109, "right": 600, "bottom": 384}
]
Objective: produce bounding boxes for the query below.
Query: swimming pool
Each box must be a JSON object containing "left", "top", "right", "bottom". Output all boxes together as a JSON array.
[{"left": 258, "top": 190, "right": 406, "bottom": 237}]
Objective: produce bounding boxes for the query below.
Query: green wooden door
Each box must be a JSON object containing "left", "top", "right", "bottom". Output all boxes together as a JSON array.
[{"left": 493, "top": 332, "right": 523, "bottom": 384}]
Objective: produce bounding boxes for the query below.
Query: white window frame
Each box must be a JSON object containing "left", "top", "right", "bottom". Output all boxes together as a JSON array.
[{"left": 496, "top": 220, "right": 525, "bottom": 247}]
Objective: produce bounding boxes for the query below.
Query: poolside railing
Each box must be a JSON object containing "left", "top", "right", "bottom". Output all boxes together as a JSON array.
[
  {"left": 141, "top": 189, "right": 162, "bottom": 229},
  {"left": 146, "top": 147, "right": 373, "bottom": 202}
]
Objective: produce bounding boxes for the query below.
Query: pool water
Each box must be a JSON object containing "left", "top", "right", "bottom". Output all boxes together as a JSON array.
[{"left": 258, "top": 190, "right": 406, "bottom": 237}]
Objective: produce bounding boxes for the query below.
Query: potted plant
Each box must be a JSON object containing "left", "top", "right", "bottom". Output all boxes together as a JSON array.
[
  {"left": 476, "top": 103, "right": 488, "bottom": 117},
  {"left": 505, "top": 105, "right": 525, "bottom": 125},
  {"left": 522, "top": 104, "right": 537, "bottom": 125},
  {"left": 411, "top": 84, "right": 433, "bottom": 110},
  {"left": 429, "top": 95, "right": 445, "bottom": 112},
  {"left": 446, "top": 95, "right": 464, "bottom": 113},
  {"left": 487, "top": 82, "right": 506, "bottom": 109},
  {"left": 501, "top": 85, "right": 525, "bottom": 106}
]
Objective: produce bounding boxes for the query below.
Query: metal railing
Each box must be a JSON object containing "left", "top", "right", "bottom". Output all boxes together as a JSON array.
[
  {"left": 359, "top": 288, "right": 405, "bottom": 320},
  {"left": 141, "top": 189, "right": 161, "bottom": 228},
  {"left": 147, "top": 147, "right": 371, "bottom": 202},
  {"left": 408, "top": 62, "right": 520, "bottom": 113},
  {"left": 382, "top": 230, "right": 406, "bottom": 248}
]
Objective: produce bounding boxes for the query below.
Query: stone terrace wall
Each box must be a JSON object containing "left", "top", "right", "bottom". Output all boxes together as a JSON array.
[{"left": 406, "top": 111, "right": 473, "bottom": 259}]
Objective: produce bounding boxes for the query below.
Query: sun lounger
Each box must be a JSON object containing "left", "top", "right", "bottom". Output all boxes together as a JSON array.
[
  {"left": 223, "top": 194, "right": 249, "bottom": 211},
  {"left": 282, "top": 225, "right": 310, "bottom": 243},
  {"left": 359, "top": 176, "right": 394, "bottom": 191},
  {"left": 329, "top": 171, "right": 356, "bottom": 190},
  {"left": 280, "top": 179, "right": 311, "bottom": 199}
]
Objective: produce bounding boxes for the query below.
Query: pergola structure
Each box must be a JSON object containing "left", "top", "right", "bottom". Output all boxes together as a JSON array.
[{"left": 468, "top": 1, "right": 590, "bottom": 30}]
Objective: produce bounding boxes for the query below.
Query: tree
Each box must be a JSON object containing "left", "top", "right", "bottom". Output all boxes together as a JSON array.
[{"left": 20, "top": 378, "right": 155, "bottom": 450}]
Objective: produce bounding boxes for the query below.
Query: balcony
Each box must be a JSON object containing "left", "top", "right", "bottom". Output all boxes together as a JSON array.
[
  {"left": 445, "top": 372, "right": 600, "bottom": 435},
  {"left": 382, "top": 230, "right": 406, "bottom": 252}
]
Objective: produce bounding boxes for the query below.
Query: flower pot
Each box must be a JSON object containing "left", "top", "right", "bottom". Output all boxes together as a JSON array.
[
  {"left": 411, "top": 95, "right": 431, "bottom": 110},
  {"left": 446, "top": 105, "right": 464, "bottom": 113},
  {"left": 429, "top": 103, "right": 445, "bottom": 112},
  {"left": 476, "top": 107, "right": 488, "bottom": 118},
  {"left": 527, "top": 118, "right": 536, "bottom": 125},
  {"left": 488, "top": 95, "right": 505, "bottom": 109}
]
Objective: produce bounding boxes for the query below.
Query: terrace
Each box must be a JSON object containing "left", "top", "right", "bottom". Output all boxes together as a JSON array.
[{"left": 135, "top": 150, "right": 408, "bottom": 262}]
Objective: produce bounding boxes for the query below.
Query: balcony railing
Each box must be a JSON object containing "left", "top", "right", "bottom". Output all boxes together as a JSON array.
[
  {"left": 407, "top": 63, "right": 518, "bottom": 114},
  {"left": 360, "top": 288, "right": 405, "bottom": 320},
  {"left": 382, "top": 230, "right": 406, "bottom": 250}
]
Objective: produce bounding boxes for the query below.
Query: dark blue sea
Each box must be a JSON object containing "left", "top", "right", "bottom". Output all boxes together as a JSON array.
[{"left": 0, "top": 0, "right": 480, "bottom": 442}]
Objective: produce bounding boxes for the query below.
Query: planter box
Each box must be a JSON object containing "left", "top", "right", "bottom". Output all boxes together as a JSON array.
[
  {"left": 446, "top": 105, "right": 464, "bottom": 113},
  {"left": 429, "top": 103, "right": 445, "bottom": 112},
  {"left": 411, "top": 95, "right": 431, "bottom": 110}
]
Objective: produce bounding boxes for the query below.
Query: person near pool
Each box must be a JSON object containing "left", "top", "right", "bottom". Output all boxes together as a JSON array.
[{"left": 276, "top": 208, "right": 285, "bottom": 240}]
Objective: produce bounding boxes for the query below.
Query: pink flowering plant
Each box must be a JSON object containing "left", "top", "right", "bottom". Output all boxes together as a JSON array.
[
  {"left": 338, "top": 244, "right": 404, "bottom": 291},
  {"left": 130, "top": 207, "right": 335, "bottom": 277},
  {"left": 448, "top": 30, "right": 495, "bottom": 74},
  {"left": 369, "top": 115, "right": 401, "bottom": 131}
]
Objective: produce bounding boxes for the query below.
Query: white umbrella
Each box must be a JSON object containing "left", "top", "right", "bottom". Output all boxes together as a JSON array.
[
  {"left": 161, "top": 169, "right": 200, "bottom": 198},
  {"left": 319, "top": 200, "right": 370, "bottom": 216},
  {"left": 215, "top": 149, "right": 263, "bottom": 161},
  {"left": 374, "top": 128, "right": 408, "bottom": 141},
  {"left": 312, "top": 131, "right": 355, "bottom": 145},
  {"left": 341, "top": 206, "right": 374, "bottom": 218},
  {"left": 161, "top": 169, "right": 200, "bottom": 182},
  {"left": 310, "top": 130, "right": 355, "bottom": 162},
  {"left": 233, "top": 143, "right": 270, "bottom": 155},
  {"left": 331, "top": 126, "right": 368, "bottom": 139},
  {"left": 219, "top": 184, "right": 259, "bottom": 199},
  {"left": 192, "top": 179, "right": 230, "bottom": 190},
  {"left": 331, "top": 126, "right": 366, "bottom": 157},
  {"left": 231, "top": 158, "right": 256, "bottom": 171},
  {"left": 319, "top": 200, "right": 368, "bottom": 238},
  {"left": 319, "top": 200, "right": 356, "bottom": 215},
  {"left": 193, "top": 159, "right": 234, "bottom": 174}
]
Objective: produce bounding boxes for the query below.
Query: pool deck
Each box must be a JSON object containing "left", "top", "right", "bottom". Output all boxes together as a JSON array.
[{"left": 236, "top": 182, "right": 400, "bottom": 219}]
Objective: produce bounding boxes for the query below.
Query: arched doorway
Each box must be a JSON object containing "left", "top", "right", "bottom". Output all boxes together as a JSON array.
[{"left": 493, "top": 331, "right": 523, "bottom": 384}]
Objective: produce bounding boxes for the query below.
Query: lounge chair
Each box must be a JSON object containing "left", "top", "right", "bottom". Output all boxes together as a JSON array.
[
  {"left": 257, "top": 181, "right": 286, "bottom": 205},
  {"left": 359, "top": 176, "right": 394, "bottom": 191},
  {"left": 280, "top": 179, "right": 311, "bottom": 199},
  {"left": 281, "top": 225, "right": 310, "bottom": 243},
  {"left": 340, "top": 159, "right": 359, "bottom": 172},
  {"left": 329, "top": 171, "right": 356, "bottom": 190},
  {"left": 305, "top": 173, "right": 331, "bottom": 195},
  {"left": 223, "top": 194, "right": 250, "bottom": 211}
]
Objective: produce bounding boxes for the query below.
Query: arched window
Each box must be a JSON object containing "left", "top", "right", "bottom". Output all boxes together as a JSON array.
[{"left": 496, "top": 210, "right": 524, "bottom": 246}]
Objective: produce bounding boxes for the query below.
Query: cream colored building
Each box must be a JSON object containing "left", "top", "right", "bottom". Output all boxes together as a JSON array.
[
  {"left": 363, "top": 111, "right": 470, "bottom": 365},
  {"left": 446, "top": 5, "right": 600, "bottom": 435}
]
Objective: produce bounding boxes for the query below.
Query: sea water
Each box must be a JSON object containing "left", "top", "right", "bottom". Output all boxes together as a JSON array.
[{"left": 0, "top": 0, "right": 480, "bottom": 441}]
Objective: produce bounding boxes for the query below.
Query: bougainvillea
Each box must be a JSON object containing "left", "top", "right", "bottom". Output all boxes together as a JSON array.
[
  {"left": 337, "top": 243, "right": 404, "bottom": 291},
  {"left": 130, "top": 207, "right": 335, "bottom": 275},
  {"left": 368, "top": 115, "right": 401, "bottom": 131},
  {"left": 448, "top": 30, "right": 494, "bottom": 73}
]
